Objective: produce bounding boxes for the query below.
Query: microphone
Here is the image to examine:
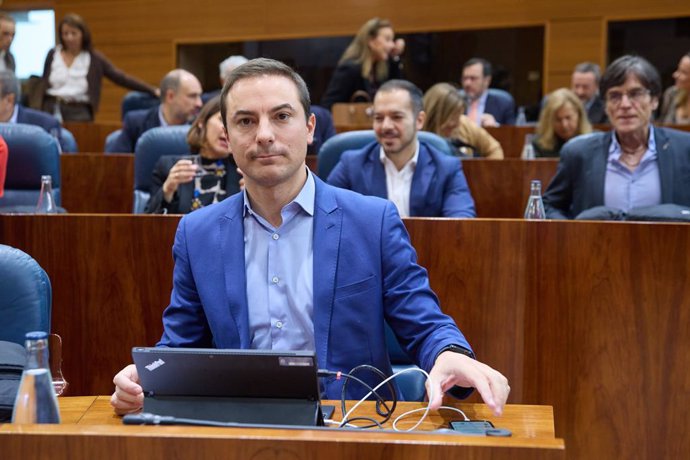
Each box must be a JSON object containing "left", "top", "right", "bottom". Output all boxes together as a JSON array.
[{"left": 122, "top": 413, "right": 176, "bottom": 425}]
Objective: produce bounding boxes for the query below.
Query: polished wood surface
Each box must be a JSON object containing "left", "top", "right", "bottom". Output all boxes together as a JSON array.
[
  {"left": 58, "top": 154, "right": 557, "bottom": 217},
  {"left": 1, "top": 216, "right": 689, "bottom": 459},
  {"left": 61, "top": 154, "right": 134, "bottom": 213},
  {"left": 0, "top": 397, "right": 564, "bottom": 459},
  {"left": 64, "top": 122, "right": 122, "bottom": 154}
]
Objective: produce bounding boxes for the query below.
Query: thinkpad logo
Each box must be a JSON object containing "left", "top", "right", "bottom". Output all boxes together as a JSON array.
[{"left": 145, "top": 358, "right": 165, "bottom": 371}]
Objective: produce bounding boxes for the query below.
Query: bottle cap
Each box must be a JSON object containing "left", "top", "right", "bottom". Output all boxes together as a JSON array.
[{"left": 25, "top": 331, "right": 48, "bottom": 340}]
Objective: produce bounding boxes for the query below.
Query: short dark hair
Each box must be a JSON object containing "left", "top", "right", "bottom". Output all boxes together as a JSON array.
[
  {"left": 0, "top": 70, "right": 19, "bottom": 100},
  {"left": 58, "top": 13, "right": 92, "bottom": 51},
  {"left": 220, "top": 58, "right": 311, "bottom": 128},
  {"left": 463, "top": 58, "right": 492, "bottom": 77},
  {"left": 377, "top": 79, "right": 424, "bottom": 116},
  {"left": 600, "top": 55, "right": 662, "bottom": 98},
  {"left": 573, "top": 62, "right": 601, "bottom": 82}
]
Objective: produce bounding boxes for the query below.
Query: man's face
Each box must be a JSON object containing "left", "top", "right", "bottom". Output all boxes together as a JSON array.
[
  {"left": 462, "top": 63, "right": 489, "bottom": 100},
  {"left": 223, "top": 75, "right": 315, "bottom": 189},
  {"left": 0, "top": 19, "right": 15, "bottom": 52},
  {"left": 571, "top": 71, "right": 598, "bottom": 103},
  {"left": 373, "top": 88, "right": 423, "bottom": 157},
  {"left": 0, "top": 83, "right": 14, "bottom": 122},
  {"left": 604, "top": 74, "right": 658, "bottom": 136},
  {"left": 166, "top": 73, "right": 202, "bottom": 123}
]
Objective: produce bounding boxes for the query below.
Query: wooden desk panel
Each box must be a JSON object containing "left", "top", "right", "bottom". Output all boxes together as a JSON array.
[
  {"left": 61, "top": 154, "right": 134, "bottom": 214},
  {"left": 64, "top": 122, "right": 122, "bottom": 154},
  {"left": 0, "top": 397, "right": 564, "bottom": 460},
  {"left": 59, "top": 154, "right": 558, "bottom": 218}
]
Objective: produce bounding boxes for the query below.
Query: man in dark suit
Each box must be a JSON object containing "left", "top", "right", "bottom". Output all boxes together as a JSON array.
[
  {"left": 111, "top": 58, "right": 507, "bottom": 415},
  {"left": 0, "top": 14, "right": 15, "bottom": 72},
  {"left": 571, "top": 62, "right": 608, "bottom": 125},
  {"left": 110, "top": 69, "right": 202, "bottom": 152},
  {"left": 0, "top": 71, "right": 66, "bottom": 150},
  {"left": 461, "top": 58, "right": 516, "bottom": 126},
  {"left": 327, "top": 79, "right": 475, "bottom": 218}
]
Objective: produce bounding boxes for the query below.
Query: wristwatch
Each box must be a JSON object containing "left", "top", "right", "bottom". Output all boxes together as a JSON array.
[{"left": 437, "top": 344, "right": 474, "bottom": 360}]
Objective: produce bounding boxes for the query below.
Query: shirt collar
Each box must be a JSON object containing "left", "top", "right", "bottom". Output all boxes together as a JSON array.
[
  {"left": 9, "top": 104, "right": 18, "bottom": 124},
  {"left": 158, "top": 106, "right": 169, "bottom": 127},
  {"left": 379, "top": 140, "right": 420, "bottom": 171},
  {"left": 608, "top": 125, "right": 657, "bottom": 161},
  {"left": 243, "top": 167, "right": 315, "bottom": 219}
]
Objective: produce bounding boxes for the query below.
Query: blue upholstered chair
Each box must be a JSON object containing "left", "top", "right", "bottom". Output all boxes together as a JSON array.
[
  {"left": 0, "top": 123, "right": 61, "bottom": 211},
  {"left": 104, "top": 129, "right": 122, "bottom": 153},
  {"left": 59, "top": 127, "right": 78, "bottom": 153},
  {"left": 0, "top": 245, "right": 52, "bottom": 346},
  {"left": 133, "top": 126, "right": 190, "bottom": 213},
  {"left": 385, "top": 324, "right": 426, "bottom": 401},
  {"left": 121, "top": 92, "right": 159, "bottom": 120},
  {"left": 316, "top": 130, "right": 452, "bottom": 180}
]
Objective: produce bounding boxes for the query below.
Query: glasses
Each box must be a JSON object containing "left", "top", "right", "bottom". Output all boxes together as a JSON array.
[{"left": 606, "top": 88, "right": 651, "bottom": 105}]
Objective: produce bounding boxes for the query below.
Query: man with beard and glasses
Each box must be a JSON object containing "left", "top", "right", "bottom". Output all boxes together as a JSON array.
[{"left": 327, "top": 79, "right": 475, "bottom": 217}]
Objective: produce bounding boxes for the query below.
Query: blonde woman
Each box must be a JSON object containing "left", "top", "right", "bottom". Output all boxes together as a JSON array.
[
  {"left": 423, "top": 83, "right": 503, "bottom": 159},
  {"left": 321, "top": 18, "right": 404, "bottom": 109},
  {"left": 660, "top": 52, "right": 690, "bottom": 124},
  {"left": 533, "top": 88, "right": 592, "bottom": 157}
]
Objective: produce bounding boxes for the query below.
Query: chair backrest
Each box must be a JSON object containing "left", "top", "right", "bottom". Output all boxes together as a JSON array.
[
  {"left": 122, "top": 92, "right": 159, "bottom": 120},
  {"left": 59, "top": 127, "right": 78, "bottom": 153},
  {"left": 317, "top": 129, "right": 452, "bottom": 180},
  {"left": 0, "top": 245, "right": 52, "bottom": 345},
  {"left": 384, "top": 323, "right": 426, "bottom": 401},
  {"left": 133, "top": 125, "right": 190, "bottom": 213},
  {"left": 104, "top": 129, "right": 122, "bottom": 153},
  {"left": 0, "top": 123, "right": 61, "bottom": 208}
]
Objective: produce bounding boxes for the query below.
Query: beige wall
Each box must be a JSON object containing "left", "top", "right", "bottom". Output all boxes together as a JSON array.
[{"left": 4, "top": 0, "right": 690, "bottom": 122}]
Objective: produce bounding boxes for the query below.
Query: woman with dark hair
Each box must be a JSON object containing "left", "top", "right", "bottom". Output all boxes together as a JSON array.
[
  {"left": 146, "top": 96, "right": 242, "bottom": 214},
  {"left": 543, "top": 55, "right": 690, "bottom": 219},
  {"left": 38, "top": 13, "right": 157, "bottom": 121},
  {"left": 320, "top": 17, "right": 404, "bottom": 109},
  {"left": 422, "top": 83, "right": 503, "bottom": 158},
  {"left": 532, "top": 88, "right": 592, "bottom": 157}
]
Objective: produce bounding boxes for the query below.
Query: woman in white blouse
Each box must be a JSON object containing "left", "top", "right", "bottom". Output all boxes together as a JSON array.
[{"left": 38, "top": 13, "right": 157, "bottom": 122}]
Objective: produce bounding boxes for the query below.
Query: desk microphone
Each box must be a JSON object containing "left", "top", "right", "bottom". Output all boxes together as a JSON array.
[{"left": 123, "top": 412, "right": 236, "bottom": 427}]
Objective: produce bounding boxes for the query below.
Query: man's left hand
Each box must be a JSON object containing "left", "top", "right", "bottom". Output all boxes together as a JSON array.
[{"left": 426, "top": 351, "right": 510, "bottom": 416}]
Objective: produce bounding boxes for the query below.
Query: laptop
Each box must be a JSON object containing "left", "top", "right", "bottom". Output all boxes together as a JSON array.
[{"left": 132, "top": 347, "right": 324, "bottom": 427}]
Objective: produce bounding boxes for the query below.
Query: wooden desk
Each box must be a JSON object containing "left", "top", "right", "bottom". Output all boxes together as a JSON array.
[
  {"left": 64, "top": 122, "right": 122, "bottom": 154},
  {"left": 0, "top": 397, "right": 564, "bottom": 459}
]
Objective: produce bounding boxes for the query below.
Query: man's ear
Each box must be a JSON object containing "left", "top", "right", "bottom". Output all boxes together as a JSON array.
[
  {"left": 416, "top": 110, "right": 426, "bottom": 131},
  {"left": 306, "top": 112, "right": 316, "bottom": 145}
]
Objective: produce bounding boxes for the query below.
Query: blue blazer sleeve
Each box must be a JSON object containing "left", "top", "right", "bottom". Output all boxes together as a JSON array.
[
  {"left": 325, "top": 150, "right": 354, "bottom": 189},
  {"left": 543, "top": 145, "right": 578, "bottom": 219}
]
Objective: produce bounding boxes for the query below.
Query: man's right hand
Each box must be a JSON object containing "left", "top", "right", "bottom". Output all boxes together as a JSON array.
[{"left": 110, "top": 364, "right": 144, "bottom": 415}]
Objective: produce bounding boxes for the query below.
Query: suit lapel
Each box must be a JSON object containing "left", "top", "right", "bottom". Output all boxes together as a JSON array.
[
  {"left": 218, "top": 193, "right": 250, "bottom": 348},
  {"left": 589, "top": 132, "right": 611, "bottom": 206},
  {"left": 363, "top": 145, "right": 388, "bottom": 198},
  {"left": 409, "top": 144, "right": 433, "bottom": 215},
  {"left": 312, "top": 177, "right": 341, "bottom": 370},
  {"left": 654, "top": 128, "right": 674, "bottom": 202}
]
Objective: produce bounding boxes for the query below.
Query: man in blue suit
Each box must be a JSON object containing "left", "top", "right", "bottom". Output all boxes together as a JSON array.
[
  {"left": 111, "top": 58, "right": 508, "bottom": 415},
  {"left": 462, "top": 58, "right": 516, "bottom": 127},
  {"left": 0, "top": 70, "right": 66, "bottom": 150},
  {"left": 327, "top": 80, "right": 475, "bottom": 218},
  {"left": 110, "top": 69, "right": 202, "bottom": 152}
]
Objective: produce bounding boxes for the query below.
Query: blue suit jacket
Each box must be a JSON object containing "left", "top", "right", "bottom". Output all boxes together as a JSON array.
[
  {"left": 110, "top": 106, "right": 161, "bottom": 153},
  {"left": 158, "top": 175, "right": 472, "bottom": 399},
  {"left": 484, "top": 89, "right": 516, "bottom": 126},
  {"left": 543, "top": 127, "right": 690, "bottom": 219},
  {"left": 326, "top": 140, "right": 476, "bottom": 218},
  {"left": 16, "top": 105, "right": 65, "bottom": 150}
]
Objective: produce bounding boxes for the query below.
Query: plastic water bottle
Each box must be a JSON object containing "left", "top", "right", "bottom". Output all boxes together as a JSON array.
[
  {"left": 12, "top": 331, "right": 61, "bottom": 424},
  {"left": 36, "top": 175, "right": 58, "bottom": 214},
  {"left": 521, "top": 133, "right": 536, "bottom": 159},
  {"left": 515, "top": 106, "right": 527, "bottom": 126},
  {"left": 53, "top": 100, "right": 63, "bottom": 124},
  {"left": 524, "top": 180, "right": 546, "bottom": 220}
]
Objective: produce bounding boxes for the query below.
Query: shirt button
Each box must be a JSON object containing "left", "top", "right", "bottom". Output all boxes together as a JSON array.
[
  {"left": 272, "top": 233, "right": 279, "bottom": 240},
  {"left": 272, "top": 276, "right": 279, "bottom": 284},
  {"left": 276, "top": 321, "right": 283, "bottom": 329}
]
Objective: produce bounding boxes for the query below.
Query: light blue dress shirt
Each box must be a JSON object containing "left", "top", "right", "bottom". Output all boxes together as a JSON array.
[
  {"left": 467, "top": 90, "right": 489, "bottom": 125},
  {"left": 604, "top": 126, "right": 661, "bottom": 212},
  {"left": 243, "top": 169, "right": 315, "bottom": 351}
]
